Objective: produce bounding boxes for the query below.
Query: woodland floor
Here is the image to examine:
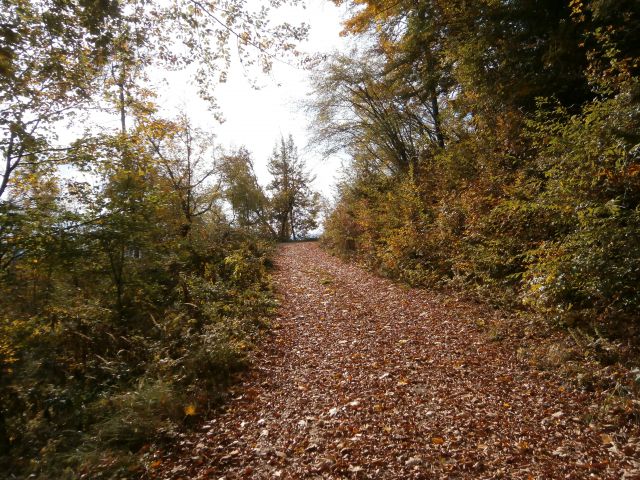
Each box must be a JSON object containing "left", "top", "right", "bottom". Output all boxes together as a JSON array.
[{"left": 152, "top": 242, "right": 640, "bottom": 479}]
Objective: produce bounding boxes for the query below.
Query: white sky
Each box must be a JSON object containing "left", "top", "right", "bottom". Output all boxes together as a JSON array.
[{"left": 154, "top": 0, "right": 352, "bottom": 199}]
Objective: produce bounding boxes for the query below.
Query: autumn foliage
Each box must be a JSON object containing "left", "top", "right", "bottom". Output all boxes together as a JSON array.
[
  {"left": 318, "top": 0, "right": 640, "bottom": 337},
  {"left": 0, "top": 0, "right": 314, "bottom": 476}
]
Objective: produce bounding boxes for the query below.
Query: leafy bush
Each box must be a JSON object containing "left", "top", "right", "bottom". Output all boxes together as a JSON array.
[
  {"left": 521, "top": 87, "right": 640, "bottom": 328},
  {"left": 323, "top": 81, "right": 640, "bottom": 332},
  {"left": 0, "top": 193, "right": 275, "bottom": 478}
]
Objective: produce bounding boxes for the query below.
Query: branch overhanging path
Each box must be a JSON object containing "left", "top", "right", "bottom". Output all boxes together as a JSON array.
[{"left": 155, "top": 242, "right": 637, "bottom": 479}]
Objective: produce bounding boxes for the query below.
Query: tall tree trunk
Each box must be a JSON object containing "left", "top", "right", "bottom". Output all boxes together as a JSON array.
[
  {"left": 118, "top": 63, "right": 127, "bottom": 135},
  {"left": 431, "top": 92, "right": 445, "bottom": 149}
]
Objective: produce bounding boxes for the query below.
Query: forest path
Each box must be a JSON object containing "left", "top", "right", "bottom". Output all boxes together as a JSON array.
[{"left": 158, "top": 242, "right": 633, "bottom": 479}]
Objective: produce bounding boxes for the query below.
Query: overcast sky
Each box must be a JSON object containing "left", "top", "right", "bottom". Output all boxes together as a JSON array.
[{"left": 154, "top": 0, "right": 352, "bottom": 199}]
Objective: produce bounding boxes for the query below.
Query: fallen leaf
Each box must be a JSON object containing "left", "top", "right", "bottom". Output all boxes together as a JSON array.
[
  {"left": 601, "top": 433, "right": 614, "bottom": 445},
  {"left": 183, "top": 404, "right": 196, "bottom": 416}
]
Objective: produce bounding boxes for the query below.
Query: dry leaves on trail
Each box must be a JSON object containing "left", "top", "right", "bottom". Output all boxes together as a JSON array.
[{"left": 150, "top": 242, "right": 640, "bottom": 479}]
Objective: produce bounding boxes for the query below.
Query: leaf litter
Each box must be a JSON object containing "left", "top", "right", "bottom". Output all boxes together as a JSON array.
[{"left": 150, "top": 242, "right": 640, "bottom": 479}]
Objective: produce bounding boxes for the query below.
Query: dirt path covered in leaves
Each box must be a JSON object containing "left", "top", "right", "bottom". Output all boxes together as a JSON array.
[{"left": 156, "top": 242, "right": 638, "bottom": 479}]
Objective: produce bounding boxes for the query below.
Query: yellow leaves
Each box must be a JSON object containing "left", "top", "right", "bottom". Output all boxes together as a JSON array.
[
  {"left": 628, "top": 164, "right": 640, "bottom": 177},
  {"left": 600, "top": 433, "right": 614, "bottom": 445},
  {"left": 569, "top": 0, "right": 584, "bottom": 17},
  {"left": 140, "top": 118, "right": 181, "bottom": 141},
  {"left": 184, "top": 404, "right": 197, "bottom": 416},
  {"left": 0, "top": 341, "right": 18, "bottom": 365},
  {"left": 234, "top": 339, "right": 249, "bottom": 351},
  {"left": 340, "top": 1, "right": 395, "bottom": 36}
]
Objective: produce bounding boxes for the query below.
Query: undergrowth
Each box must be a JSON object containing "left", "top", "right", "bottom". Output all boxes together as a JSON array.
[{"left": 0, "top": 229, "right": 276, "bottom": 479}]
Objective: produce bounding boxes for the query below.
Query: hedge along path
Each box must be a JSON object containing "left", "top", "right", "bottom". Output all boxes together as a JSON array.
[{"left": 155, "top": 242, "right": 638, "bottom": 479}]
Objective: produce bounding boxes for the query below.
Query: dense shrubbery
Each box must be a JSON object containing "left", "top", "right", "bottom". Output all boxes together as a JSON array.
[
  {"left": 521, "top": 89, "right": 640, "bottom": 329},
  {"left": 0, "top": 124, "right": 276, "bottom": 478},
  {"left": 319, "top": 1, "right": 640, "bottom": 337},
  {"left": 324, "top": 84, "right": 640, "bottom": 326}
]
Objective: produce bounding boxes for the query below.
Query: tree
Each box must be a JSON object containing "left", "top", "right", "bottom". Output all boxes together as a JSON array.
[
  {"left": 0, "top": 0, "right": 119, "bottom": 199},
  {"left": 308, "top": 51, "right": 441, "bottom": 176},
  {"left": 1, "top": 0, "right": 309, "bottom": 205},
  {"left": 216, "top": 147, "right": 274, "bottom": 236},
  {"left": 146, "top": 115, "right": 219, "bottom": 238},
  {"left": 267, "top": 136, "right": 320, "bottom": 241},
  {"left": 337, "top": 0, "right": 453, "bottom": 148}
]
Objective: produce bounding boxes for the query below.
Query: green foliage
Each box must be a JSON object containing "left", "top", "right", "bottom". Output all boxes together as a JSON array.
[
  {"left": 521, "top": 85, "right": 640, "bottom": 325},
  {"left": 216, "top": 147, "right": 274, "bottom": 236}
]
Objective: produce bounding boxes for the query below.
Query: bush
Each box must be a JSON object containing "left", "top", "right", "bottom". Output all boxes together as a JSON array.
[
  {"left": 0, "top": 219, "right": 275, "bottom": 478},
  {"left": 323, "top": 82, "right": 640, "bottom": 333}
]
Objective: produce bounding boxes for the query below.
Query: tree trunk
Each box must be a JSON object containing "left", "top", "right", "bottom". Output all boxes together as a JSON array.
[
  {"left": 431, "top": 92, "right": 445, "bottom": 149},
  {"left": 0, "top": 409, "right": 9, "bottom": 455}
]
